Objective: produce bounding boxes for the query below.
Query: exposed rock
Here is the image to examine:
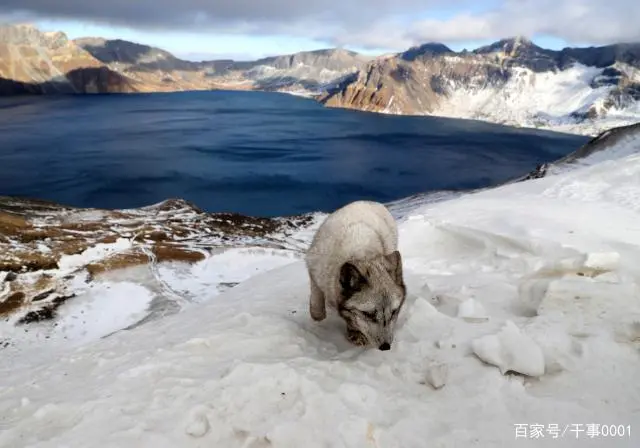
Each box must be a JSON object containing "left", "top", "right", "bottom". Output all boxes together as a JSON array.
[
  {"left": 0, "top": 291, "right": 25, "bottom": 316},
  {"left": 473, "top": 36, "right": 559, "bottom": 72},
  {"left": 321, "top": 54, "right": 509, "bottom": 115},
  {"left": 0, "top": 195, "right": 315, "bottom": 323},
  {"left": 0, "top": 252, "right": 59, "bottom": 273},
  {"left": 0, "top": 24, "right": 137, "bottom": 95},
  {"left": 74, "top": 37, "right": 196, "bottom": 72},
  {"left": 152, "top": 245, "right": 206, "bottom": 263},
  {"left": 401, "top": 43, "right": 453, "bottom": 61},
  {"left": 321, "top": 37, "right": 640, "bottom": 132},
  {"left": 85, "top": 251, "right": 150, "bottom": 279},
  {"left": 16, "top": 293, "right": 76, "bottom": 324},
  {"left": 519, "top": 163, "right": 549, "bottom": 181}
]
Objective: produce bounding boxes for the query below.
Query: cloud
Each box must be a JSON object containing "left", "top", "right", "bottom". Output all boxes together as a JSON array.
[
  {"left": 176, "top": 51, "right": 261, "bottom": 62},
  {"left": 1, "top": 0, "right": 639, "bottom": 50},
  {"left": 406, "top": 0, "right": 640, "bottom": 46},
  {"left": 0, "top": 0, "right": 454, "bottom": 31}
]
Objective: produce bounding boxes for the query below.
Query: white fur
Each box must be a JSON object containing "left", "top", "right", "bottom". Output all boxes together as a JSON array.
[{"left": 305, "top": 200, "right": 398, "bottom": 311}]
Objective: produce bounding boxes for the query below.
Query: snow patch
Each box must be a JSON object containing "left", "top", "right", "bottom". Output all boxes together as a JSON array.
[
  {"left": 436, "top": 63, "right": 640, "bottom": 135},
  {"left": 54, "top": 281, "right": 154, "bottom": 345},
  {"left": 156, "top": 247, "right": 300, "bottom": 302},
  {"left": 57, "top": 238, "right": 132, "bottom": 272}
]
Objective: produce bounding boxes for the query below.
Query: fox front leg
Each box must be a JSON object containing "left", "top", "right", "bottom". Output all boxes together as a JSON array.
[{"left": 308, "top": 274, "right": 327, "bottom": 321}]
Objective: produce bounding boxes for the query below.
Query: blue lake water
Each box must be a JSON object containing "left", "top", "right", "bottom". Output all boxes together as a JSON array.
[{"left": 0, "top": 90, "right": 588, "bottom": 217}]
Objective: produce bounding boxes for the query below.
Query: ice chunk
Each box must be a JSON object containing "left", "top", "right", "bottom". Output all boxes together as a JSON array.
[
  {"left": 472, "top": 321, "right": 545, "bottom": 377},
  {"left": 425, "top": 362, "right": 448, "bottom": 389},
  {"left": 457, "top": 298, "right": 489, "bottom": 323},
  {"left": 584, "top": 251, "right": 620, "bottom": 270},
  {"left": 184, "top": 407, "right": 210, "bottom": 438}
]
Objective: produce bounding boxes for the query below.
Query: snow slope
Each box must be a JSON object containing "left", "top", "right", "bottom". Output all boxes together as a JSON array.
[
  {"left": 550, "top": 122, "right": 640, "bottom": 174},
  {"left": 2, "top": 132, "right": 640, "bottom": 447},
  {"left": 437, "top": 63, "right": 640, "bottom": 136}
]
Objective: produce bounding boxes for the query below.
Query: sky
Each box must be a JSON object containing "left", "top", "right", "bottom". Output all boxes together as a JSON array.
[{"left": 1, "top": 0, "right": 639, "bottom": 61}]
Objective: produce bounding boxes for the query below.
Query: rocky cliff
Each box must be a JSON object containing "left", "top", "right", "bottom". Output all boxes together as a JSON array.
[
  {"left": 321, "top": 37, "right": 640, "bottom": 134},
  {"left": 0, "top": 24, "right": 137, "bottom": 94},
  {"left": 205, "top": 48, "right": 371, "bottom": 94}
]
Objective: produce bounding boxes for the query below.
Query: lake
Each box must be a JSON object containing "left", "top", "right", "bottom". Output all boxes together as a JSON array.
[{"left": 0, "top": 90, "right": 588, "bottom": 217}]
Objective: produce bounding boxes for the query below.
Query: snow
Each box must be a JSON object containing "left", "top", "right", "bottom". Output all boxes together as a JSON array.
[
  {"left": 62, "top": 210, "right": 109, "bottom": 222},
  {"left": 0, "top": 248, "right": 303, "bottom": 356},
  {"left": 251, "top": 56, "right": 640, "bottom": 136},
  {"left": 550, "top": 123, "right": 640, "bottom": 175},
  {"left": 457, "top": 297, "right": 489, "bottom": 323},
  {"left": 247, "top": 63, "right": 360, "bottom": 90},
  {"left": 2, "top": 137, "right": 640, "bottom": 446},
  {"left": 57, "top": 238, "right": 133, "bottom": 273},
  {"left": 472, "top": 320, "right": 546, "bottom": 377},
  {"left": 435, "top": 63, "right": 640, "bottom": 136},
  {"left": 155, "top": 247, "right": 299, "bottom": 303},
  {"left": 53, "top": 281, "right": 154, "bottom": 346}
]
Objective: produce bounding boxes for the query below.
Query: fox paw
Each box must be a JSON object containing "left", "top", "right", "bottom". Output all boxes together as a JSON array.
[{"left": 310, "top": 305, "right": 326, "bottom": 321}]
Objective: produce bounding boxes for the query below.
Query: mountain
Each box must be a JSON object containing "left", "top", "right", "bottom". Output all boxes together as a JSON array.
[
  {"left": 400, "top": 42, "right": 453, "bottom": 61},
  {"left": 321, "top": 36, "right": 640, "bottom": 134},
  {"left": 2, "top": 24, "right": 639, "bottom": 135},
  {"left": 1, "top": 122, "right": 639, "bottom": 446},
  {"left": 0, "top": 24, "right": 370, "bottom": 97},
  {"left": 198, "top": 48, "right": 372, "bottom": 94},
  {"left": 0, "top": 24, "right": 136, "bottom": 94},
  {"left": 74, "top": 37, "right": 197, "bottom": 72}
]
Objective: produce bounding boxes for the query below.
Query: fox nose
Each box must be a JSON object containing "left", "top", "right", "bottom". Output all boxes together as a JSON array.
[{"left": 378, "top": 342, "right": 391, "bottom": 351}]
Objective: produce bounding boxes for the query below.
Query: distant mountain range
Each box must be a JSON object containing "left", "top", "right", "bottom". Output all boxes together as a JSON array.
[
  {"left": 0, "top": 24, "right": 370, "bottom": 96},
  {"left": 321, "top": 37, "right": 640, "bottom": 134},
  {"left": 1, "top": 24, "right": 639, "bottom": 135}
]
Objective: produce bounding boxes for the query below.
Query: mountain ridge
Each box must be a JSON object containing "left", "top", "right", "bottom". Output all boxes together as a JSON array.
[
  {"left": 1, "top": 24, "right": 639, "bottom": 135},
  {"left": 321, "top": 37, "right": 640, "bottom": 135}
]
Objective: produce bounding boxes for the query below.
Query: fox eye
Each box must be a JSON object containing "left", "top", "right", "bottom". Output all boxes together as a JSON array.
[{"left": 362, "top": 311, "right": 377, "bottom": 321}]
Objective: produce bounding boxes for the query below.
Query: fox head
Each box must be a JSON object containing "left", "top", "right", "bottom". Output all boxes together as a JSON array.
[{"left": 337, "top": 251, "right": 406, "bottom": 351}]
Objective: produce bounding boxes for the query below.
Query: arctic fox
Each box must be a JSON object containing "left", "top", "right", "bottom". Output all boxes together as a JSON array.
[{"left": 305, "top": 200, "right": 406, "bottom": 351}]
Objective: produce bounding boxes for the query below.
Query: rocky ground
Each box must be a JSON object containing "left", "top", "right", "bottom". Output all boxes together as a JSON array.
[{"left": 0, "top": 196, "right": 315, "bottom": 327}]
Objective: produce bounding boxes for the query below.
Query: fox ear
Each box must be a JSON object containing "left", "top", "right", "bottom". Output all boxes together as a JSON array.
[
  {"left": 340, "top": 262, "right": 367, "bottom": 298},
  {"left": 384, "top": 251, "right": 404, "bottom": 286}
]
